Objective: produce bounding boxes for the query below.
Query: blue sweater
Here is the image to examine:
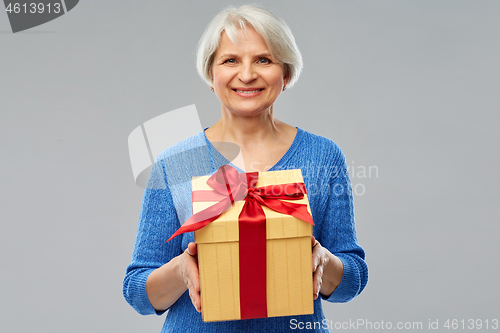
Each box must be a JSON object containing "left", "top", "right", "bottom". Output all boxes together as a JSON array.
[{"left": 123, "top": 128, "right": 368, "bottom": 332}]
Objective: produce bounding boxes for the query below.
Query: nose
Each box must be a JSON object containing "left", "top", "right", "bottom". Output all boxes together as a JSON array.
[{"left": 238, "top": 63, "right": 257, "bottom": 83}]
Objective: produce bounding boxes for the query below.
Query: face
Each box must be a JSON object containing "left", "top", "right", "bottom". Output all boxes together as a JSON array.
[{"left": 211, "top": 26, "right": 288, "bottom": 117}]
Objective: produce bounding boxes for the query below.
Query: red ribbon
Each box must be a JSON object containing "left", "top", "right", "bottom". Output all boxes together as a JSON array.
[{"left": 166, "top": 165, "right": 314, "bottom": 319}]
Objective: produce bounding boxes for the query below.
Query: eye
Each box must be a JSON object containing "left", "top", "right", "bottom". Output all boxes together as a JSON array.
[
  {"left": 258, "top": 58, "right": 272, "bottom": 64},
  {"left": 223, "top": 58, "right": 236, "bottom": 64}
]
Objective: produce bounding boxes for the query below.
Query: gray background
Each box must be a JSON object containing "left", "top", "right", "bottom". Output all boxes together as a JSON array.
[{"left": 1, "top": 0, "right": 499, "bottom": 332}]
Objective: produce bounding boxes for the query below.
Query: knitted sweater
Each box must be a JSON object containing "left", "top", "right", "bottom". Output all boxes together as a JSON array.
[{"left": 123, "top": 127, "right": 368, "bottom": 332}]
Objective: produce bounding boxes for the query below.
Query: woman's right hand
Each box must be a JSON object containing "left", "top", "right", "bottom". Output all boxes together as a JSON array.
[
  {"left": 146, "top": 242, "right": 201, "bottom": 313},
  {"left": 178, "top": 242, "right": 201, "bottom": 312}
]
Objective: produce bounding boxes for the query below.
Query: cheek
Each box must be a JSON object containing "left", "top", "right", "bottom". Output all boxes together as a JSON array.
[
  {"left": 212, "top": 69, "right": 233, "bottom": 87},
  {"left": 266, "top": 70, "right": 286, "bottom": 87}
]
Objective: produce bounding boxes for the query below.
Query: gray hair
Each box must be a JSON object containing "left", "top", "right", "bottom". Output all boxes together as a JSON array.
[{"left": 196, "top": 5, "right": 303, "bottom": 89}]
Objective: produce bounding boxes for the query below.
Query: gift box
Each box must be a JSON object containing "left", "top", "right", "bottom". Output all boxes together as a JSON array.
[{"left": 188, "top": 166, "right": 315, "bottom": 322}]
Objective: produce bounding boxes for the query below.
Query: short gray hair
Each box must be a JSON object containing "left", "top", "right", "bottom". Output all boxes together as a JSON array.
[{"left": 196, "top": 5, "right": 303, "bottom": 89}]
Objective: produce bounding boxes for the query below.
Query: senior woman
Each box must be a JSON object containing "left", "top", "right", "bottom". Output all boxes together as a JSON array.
[{"left": 124, "top": 4, "right": 367, "bottom": 332}]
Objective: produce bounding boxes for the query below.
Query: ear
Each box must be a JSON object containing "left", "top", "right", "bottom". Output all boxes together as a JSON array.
[
  {"left": 283, "top": 65, "right": 290, "bottom": 88},
  {"left": 283, "top": 74, "right": 289, "bottom": 90}
]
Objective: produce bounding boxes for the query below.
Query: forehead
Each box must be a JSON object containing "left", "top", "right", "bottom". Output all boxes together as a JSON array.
[{"left": 217, "top": 26, "right": 270, "bottom": 55}]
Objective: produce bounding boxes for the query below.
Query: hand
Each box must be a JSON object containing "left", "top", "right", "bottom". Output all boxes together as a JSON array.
[
  {"left": 179, "top": 242, "right": 201, "bottom": 312},
  {"left": 311, "top": 236, "right": 325, "bottom": 300},
  {"left": 311, "top": 236, "right": 344, "bottom": 300}
]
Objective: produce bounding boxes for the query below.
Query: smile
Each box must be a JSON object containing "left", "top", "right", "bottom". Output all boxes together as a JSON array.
[{"left": 234, "top": 89, "right": 263, "bottom": 93}]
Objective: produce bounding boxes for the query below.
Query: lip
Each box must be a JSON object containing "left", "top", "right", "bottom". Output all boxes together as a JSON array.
[{"left": 232, "top": 87, "right": 264, "bottom": 98}]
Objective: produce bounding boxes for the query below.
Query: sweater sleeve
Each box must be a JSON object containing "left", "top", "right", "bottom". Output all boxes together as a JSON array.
[
  {"left": 316, "top": 147, "right": 368, "bottom": 303},
  {"left": 123, "top": 158, "right": 183, "bottom": 315}
]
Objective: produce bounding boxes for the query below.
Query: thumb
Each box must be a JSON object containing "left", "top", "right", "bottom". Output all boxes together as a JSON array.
[
  {"left": 311, "top": 235, "right": 317, "bottom": 248},
  {"left": 187, "top": 242, "right": 198, "bottom": 256}
]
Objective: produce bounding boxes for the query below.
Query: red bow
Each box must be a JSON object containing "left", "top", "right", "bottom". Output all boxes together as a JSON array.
[{"left": 166, "top": 165, "right": 314, "bottom": 242}]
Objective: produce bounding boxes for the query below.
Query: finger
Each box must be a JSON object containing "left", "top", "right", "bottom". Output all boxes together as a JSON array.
[
  {"left": 312, "top": 252, "right": 318, "bottom": 272},
  {"left": 188, "top": 287, "right": 201, "bottom": 311},
  {"left": 311, "top": 244, "right": 321, "bottom": 272},
  {"left": 189, "top": 285, "right": 201, "bottom": 312},
  {"left": 187, "top": 242, "right": 198, "bottom": 256},
  {"left": 181, "top": 246, "right": 202, "bottom": 312},
  {"left": 311, "top": 235, "right": 319, "bottom": 248},
  {"left": 184, "top": 263, "right": 201, "bottom": 312},
  {"left": 312, "top": 264, "right": 324, "bottom": 300},
  {"left": 189, "top": 272, "right": 200, "bottom": 295},
  {"left": 186, "top": 256, "right": 200, "bottom": 292},
  {"left": 184, "top": 252, "right": 201, "bottom": 312},
  {"left": 189, "top": 286, "right": 202, "bottom": 312}
]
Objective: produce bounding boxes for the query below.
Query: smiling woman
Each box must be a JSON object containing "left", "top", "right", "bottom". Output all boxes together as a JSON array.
[
  {"left": 211, "top": 27, "right": 287, "bottom": 119},
  {"left": 198, "top": 5, "right": 304, "bottom": 173},
  {"left": 123, "top": 4, "right": 368, "bottom": 333}
]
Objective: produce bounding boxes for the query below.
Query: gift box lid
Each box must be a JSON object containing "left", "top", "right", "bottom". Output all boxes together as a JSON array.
[{"left": 192, "top": 169, "right": 313, "bottom": 244}]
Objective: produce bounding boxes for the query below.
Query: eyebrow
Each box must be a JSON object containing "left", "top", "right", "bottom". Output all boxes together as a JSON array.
[
  {"left": 217, "top": 53, "right": 273, "bottom": 61},
  {"left": 217, "top": 53, "right": 237, "bottom": 60}
]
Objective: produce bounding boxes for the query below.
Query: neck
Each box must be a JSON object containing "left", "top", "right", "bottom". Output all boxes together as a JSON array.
[{"left": 208, "top": 105, "right": 285, "bottom": 148}]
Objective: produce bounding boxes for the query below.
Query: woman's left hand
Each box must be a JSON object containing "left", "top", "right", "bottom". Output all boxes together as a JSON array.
[{"left": 311, "top": 235, "right": 344, "bottom": 300}]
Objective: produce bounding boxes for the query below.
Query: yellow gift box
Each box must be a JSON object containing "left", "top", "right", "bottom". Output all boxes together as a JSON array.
[{"left": 192, "top": 168, "right": 314, "bottom": 322}]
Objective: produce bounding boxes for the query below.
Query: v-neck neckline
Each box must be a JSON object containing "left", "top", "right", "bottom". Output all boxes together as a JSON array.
[{"left": 202, "top": 127, "right": 303, "bottom": 173}]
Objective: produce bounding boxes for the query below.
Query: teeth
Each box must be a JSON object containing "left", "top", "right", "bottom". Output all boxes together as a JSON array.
[{"left": 235, "top": 89, "right": 261, "bottom": 93}]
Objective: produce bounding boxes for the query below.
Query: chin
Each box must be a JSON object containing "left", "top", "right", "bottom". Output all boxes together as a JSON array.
[
  {"left": 231, "top": 107, "right": 269, "bottom": 116},
  {"left": 227, "top": 102, "right": 271, "bottom": 114}
]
